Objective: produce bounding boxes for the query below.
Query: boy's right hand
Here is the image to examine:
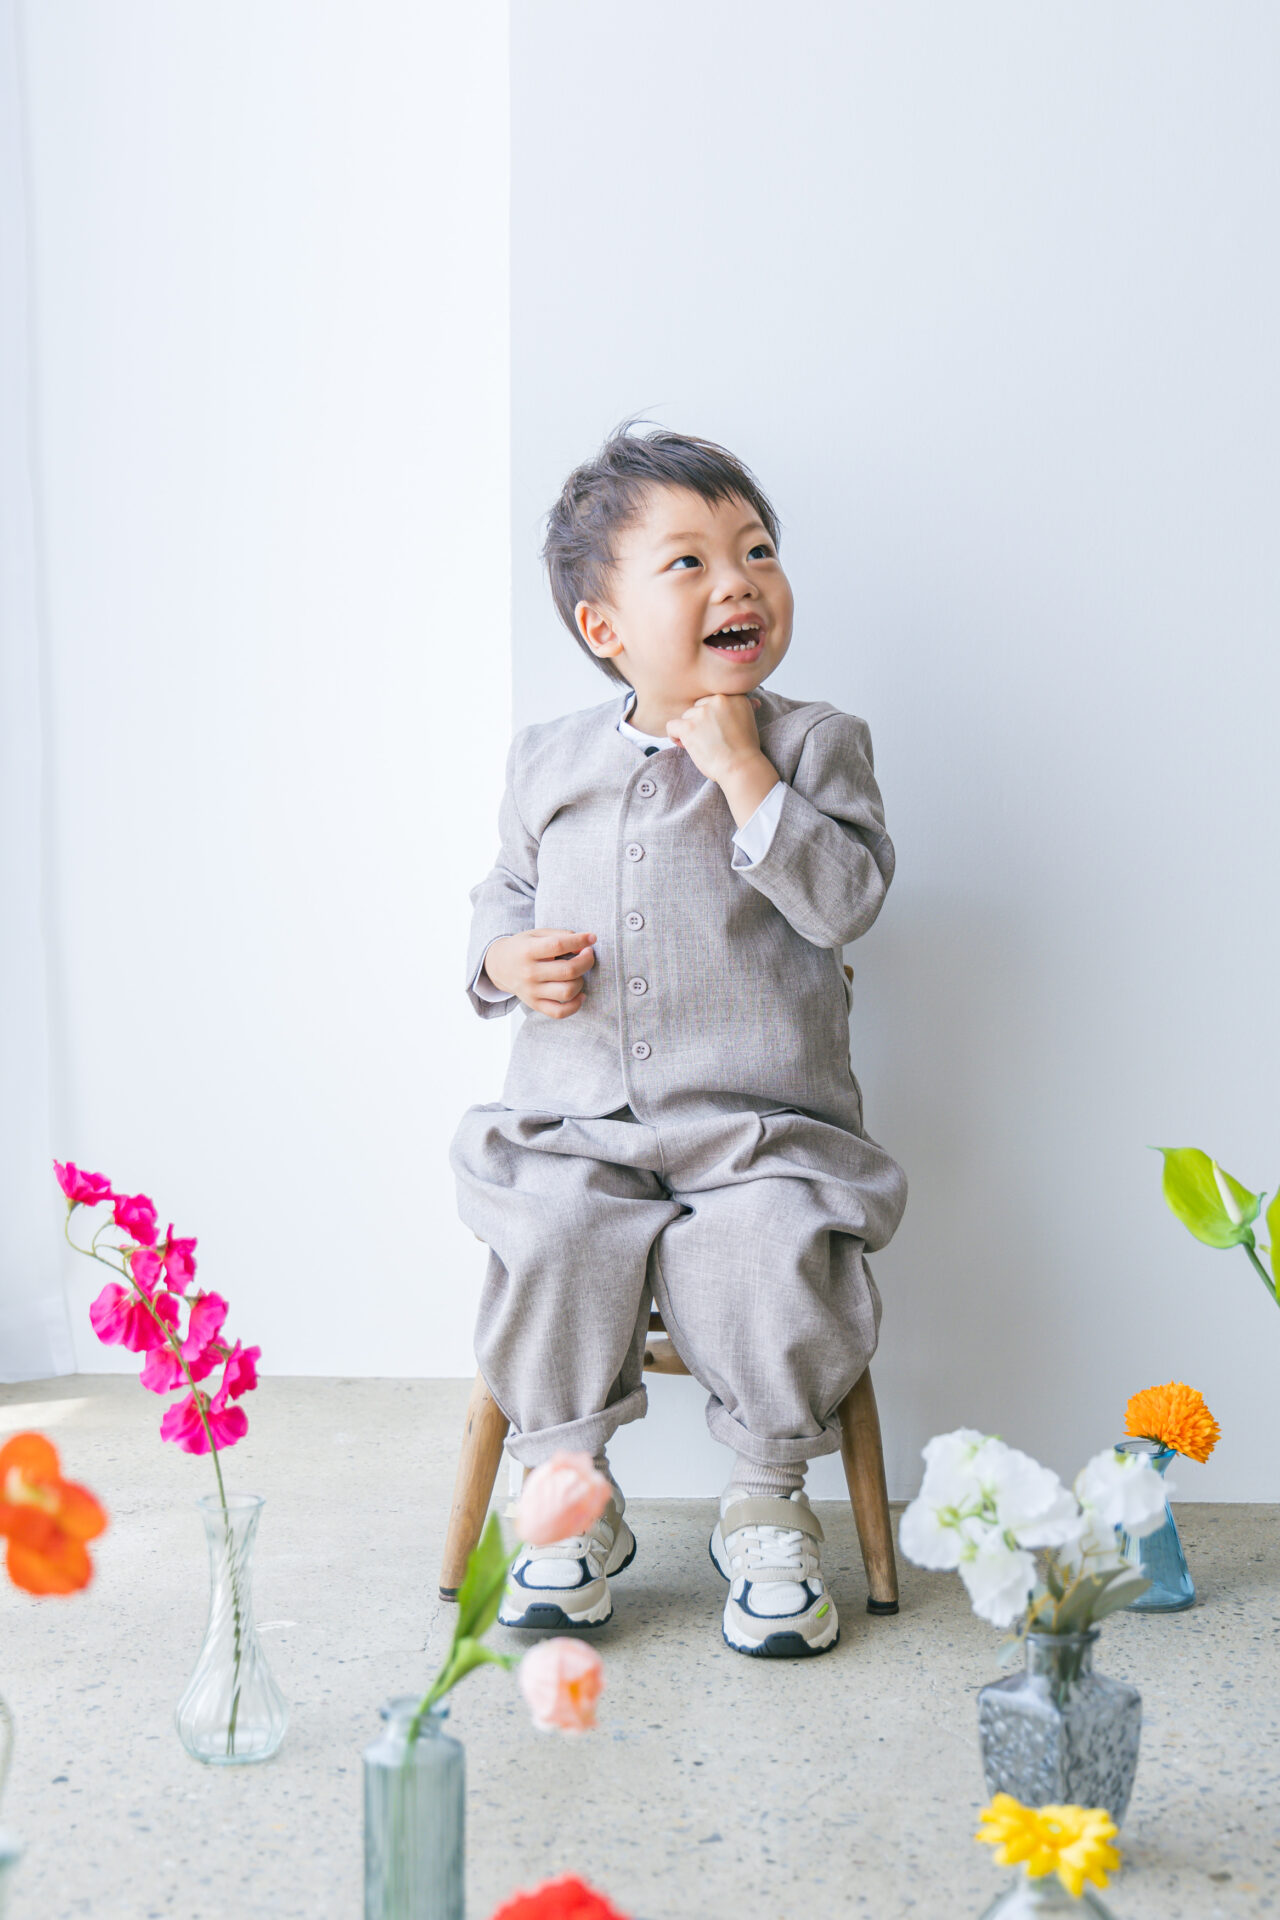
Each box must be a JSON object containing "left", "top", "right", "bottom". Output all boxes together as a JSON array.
[{"left": 483, "top": 930, "right": 597, "bottom": 1017}]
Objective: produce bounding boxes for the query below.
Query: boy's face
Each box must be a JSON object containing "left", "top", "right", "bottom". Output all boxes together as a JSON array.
[{"left": 576, "top": 485, "right": 793, "bottom": 712}]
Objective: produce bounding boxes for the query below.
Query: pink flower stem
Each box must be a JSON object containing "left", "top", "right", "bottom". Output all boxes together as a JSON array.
[{"left": 63, "top": 1215, "right": 244, "bottom": 1752}]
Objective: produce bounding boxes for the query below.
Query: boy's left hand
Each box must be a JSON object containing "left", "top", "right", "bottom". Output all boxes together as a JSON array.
[{"left": 666, "top": 693, "right": 764, "bottom": 786}]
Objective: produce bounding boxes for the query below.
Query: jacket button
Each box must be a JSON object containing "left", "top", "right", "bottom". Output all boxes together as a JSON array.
[
  {"left": 630, "top": 1040, "right": 651, "bottom": 1059},
  {"left": 627, "top": 976, "right": 648, "bottom": 995},
  {"left": 625, "top": 911, "right": 644, "bottom": 931},
  {"left": 625, "top": 842, "right": 645, "bottom": 861},
  {"left": 637, "top": 779, "right": 657, "bottom": 797}
]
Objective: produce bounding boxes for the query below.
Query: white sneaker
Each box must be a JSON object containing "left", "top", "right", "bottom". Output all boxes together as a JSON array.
[
  {"left": 709, "top": 1488, "right": 839, "bottom": 1658},
  {"left": 497, "top": 1487, "right": 636, "bottom": 1631}
]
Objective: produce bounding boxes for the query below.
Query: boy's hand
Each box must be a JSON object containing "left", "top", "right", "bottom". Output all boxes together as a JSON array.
[
  {"left": 484, "top": 929, "right": 597, "bottom": 1017},
  {"left": 665, "top": 693, "right": 764, "bottom": 786}
]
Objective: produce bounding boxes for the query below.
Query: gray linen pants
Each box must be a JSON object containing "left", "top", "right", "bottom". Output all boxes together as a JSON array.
[{"left": 448, "top": 1099, "right": 907, "bottom": 1469}]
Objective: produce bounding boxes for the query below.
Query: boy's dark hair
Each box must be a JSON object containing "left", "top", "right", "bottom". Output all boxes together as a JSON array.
[{"left": 541, "top": 414, "right": 783, "bottom": 688}]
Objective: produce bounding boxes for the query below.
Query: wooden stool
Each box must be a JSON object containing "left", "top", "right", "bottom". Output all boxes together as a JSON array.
[{"left": 439, "top": 1308, "right": 899, "bottom": 1615}]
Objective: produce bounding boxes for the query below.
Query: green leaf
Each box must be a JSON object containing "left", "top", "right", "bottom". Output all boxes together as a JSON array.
[
  {"left": 1264, "top": 1190, "right": 1280, "bottom": 1291},
  {"left": 438, "top": 1637, "right": 518, "bottom": 1692},
  {"left": 1051, "top": 1573, "right": 1112, "bottom": 1634},
  {"left": 455, "top": 1510, "right": 516, "bottom": 1644},
  {"left": 1155, "top": 1147, "right": 1259, "bottom": 1248},
  {"left": 1089, "top": 1573, "right": 1151, "bottom": 1620}
]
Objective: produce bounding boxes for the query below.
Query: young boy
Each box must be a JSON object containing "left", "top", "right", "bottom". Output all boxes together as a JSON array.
[{"left": 449, "top": 421, "right": 908, "bottom": 1658}]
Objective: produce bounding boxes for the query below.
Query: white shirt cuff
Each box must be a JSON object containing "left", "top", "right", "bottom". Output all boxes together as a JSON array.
[
  {"left": 471, "top": 940, "right": 515, "bottom": 1001},
  {"left": 730, "top": 780, "right": 786, "bottom": 869}
]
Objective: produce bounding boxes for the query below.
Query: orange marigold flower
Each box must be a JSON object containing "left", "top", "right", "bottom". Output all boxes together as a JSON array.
[
  {"left": 0, "top": 1432, "right": 107, "bottom": 1595},
  {"left": 1125, "top": 1382, "right": 1220, "bottom": 1463}
]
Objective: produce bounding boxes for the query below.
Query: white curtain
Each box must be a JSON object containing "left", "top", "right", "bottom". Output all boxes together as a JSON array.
[{"left": 0, "top": 0, "right": 74, "bottom": 1381}]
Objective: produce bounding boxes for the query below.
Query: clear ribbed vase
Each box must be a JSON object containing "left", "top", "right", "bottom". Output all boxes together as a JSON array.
[
  {"left": 363, "top": 1698, "right": 465, "bottom": 1920},
  {"left": 175, "top": 1493, "right": 288, "bottom": 1765},
  {"left": 977, "top": 1630, "right": 1141, "bottom": 1825},
  {"left": 979, "top": 1869, "right": 1119, "bottom": 1916},
  {"left": 1114, "top": 1439, "right": 1195, "bottom": 1612}
]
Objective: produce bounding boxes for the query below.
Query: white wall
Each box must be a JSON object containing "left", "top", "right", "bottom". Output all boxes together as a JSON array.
[
  {"left": 21, "top": 2, "right": 510, "bottom": 1378},
  {"left": 509, "top": 3, "right": 1280, "bottom": 1499}
]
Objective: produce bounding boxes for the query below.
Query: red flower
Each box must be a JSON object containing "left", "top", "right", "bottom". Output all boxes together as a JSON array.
[
  {"left": 89, "top": 1281, "right": 179, "bottom": 1353},
  {"left": 139, "top": 1344, "right": 185, "bottom": 1394},
  {"left": 221, "top": 1341, "right": 260, "bottom": 1399},
  {"left": 112, "top": 1191, "right": 158, "bottom": 1247},
  {"left": 162, "top": 1224, "right": 198, "bottom": 1292},
  {"left": 52, "top": 1161, "right": 114, "bottom": 1208},
  {"left": 488, "top": 1879, "right": 630, "bottom": 1920},
  {"left": 0, "top": 1433, "right": 107, "bottom": 1595},
  {"left": 160, "top": 1374, "right": 248, "bottom": 1454}
]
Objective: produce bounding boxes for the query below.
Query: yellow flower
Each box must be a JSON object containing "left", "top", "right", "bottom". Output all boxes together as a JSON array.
[
  {"left": 976, "top": 1793, "right": 1122, "bottom": 1898},
  {"left": 1124, "top": 1381, "right": 1220, "bottom": 1464}
]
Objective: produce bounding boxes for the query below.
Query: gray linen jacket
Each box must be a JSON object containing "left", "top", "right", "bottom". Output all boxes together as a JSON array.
[{"left": 462, "top": 684, "right": 895, "bottom": 1134}]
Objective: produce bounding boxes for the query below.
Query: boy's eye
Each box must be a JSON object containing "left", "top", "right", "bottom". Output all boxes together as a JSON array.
[
  {"left": 670, "top": 554, "right": 699, "bottom": 570},
  {"left": 748, "top": 543, "right": 774, "bottom": 559}
]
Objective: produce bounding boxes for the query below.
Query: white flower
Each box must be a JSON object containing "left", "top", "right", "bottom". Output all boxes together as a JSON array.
[
  {"left": 899, "top": 1495, "right": 993, "bottom": 1570},
  {"left": 918, "top": 1428, "right": 990, "bottom": 1507},
  {"left": 981, "top": 1446, "right": 1083, "bottom": 1550},
  {"left": 1056, "top": 1507, "right": 1130, "bottom": 1578},
  {"left": 1075, "top": 1447, "right": 1170, "bottom": 1540},
  {"left": 959, "top": 1533, "right": 1038, "bottom": 1627}
]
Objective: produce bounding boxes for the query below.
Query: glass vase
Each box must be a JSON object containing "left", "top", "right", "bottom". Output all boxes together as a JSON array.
[
  {"left": 977, "top": 1630, "right": 1141, "bottom": 1825},
  {"left": 363, "top": 1697, "right": 465, "bottom": 1920},
  {"left": 1114, "top": 1439, "right": 1194, "bottom": 1611},
  {"left": 175, "top": 1493, "right": 288, "bottom": 1765},
  {"left": 0, "top": 1695, "right": 21, "bottom": 1917},
  {"left": 979, "top": 1868, "right": 1119, "bottom": 1916}
]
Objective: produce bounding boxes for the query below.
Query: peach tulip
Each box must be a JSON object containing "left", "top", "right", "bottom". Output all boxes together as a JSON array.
[
  {"left": 513, "top": 1451, "right": 611, "bottom": 1546},
  {"left": 518, "top": 1637, "right": 604, "bottom": 1734}
]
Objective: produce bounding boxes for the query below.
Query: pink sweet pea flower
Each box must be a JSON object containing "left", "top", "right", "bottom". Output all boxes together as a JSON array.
[
  {"left": 162, "top": 1225, "right": 198, "bottom": 1293},
  {"left": 128, "top": 1244, "right": 166, "bottom": 1293},
  {"left": 112, "top": 1192, "right": 158, "bottom": 1248},
  {"left": 160, "top": 1374, "right": 248, "bottom": 1454},
  {"left": 221, "top": 1342, "right": 260, "bottom": 1399},
  {"left": 89, "top": 1283, "right": 179, "bottom": 1354},
  {"left": 181, "top": 1293, "right": 228, "bottom": 1382},
  {"left": 139, "top": 1344, "right": 185, "bottom": 1394},
  {"left": 52, "top": 1161, "right": 114, "bottom": 1208},
  {"left": 513, "top": 1452, "right": 612, "bottom": 1546},
  {"left": 517, "top": 1638, "right": 604, "bottom": 1733}
]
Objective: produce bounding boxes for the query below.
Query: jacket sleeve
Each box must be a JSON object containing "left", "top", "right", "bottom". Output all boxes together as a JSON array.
[
  {"left": 463, "top": 729, "right": 538, "bottom": 1019},
  {"left": 734, "top": 712, "right": 895, "bottom": 948}
]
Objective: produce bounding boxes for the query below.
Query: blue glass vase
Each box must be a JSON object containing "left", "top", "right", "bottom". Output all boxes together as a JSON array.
[
  {"left": 363, "top": 1698, "right": 464, "bottom": 1920},
  {"left": 1114, "top": 1439, "right": 1195, "bottom": 1612}
]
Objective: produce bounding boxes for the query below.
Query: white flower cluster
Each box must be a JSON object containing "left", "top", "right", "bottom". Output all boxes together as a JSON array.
[{"left": 899, "top": 1429, "right": 1171, "bottom": 1628}]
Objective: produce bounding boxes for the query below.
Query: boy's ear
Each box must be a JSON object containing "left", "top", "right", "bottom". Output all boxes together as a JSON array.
[{"left": 575, "top": 600, "right": 621, "bottom": 658}]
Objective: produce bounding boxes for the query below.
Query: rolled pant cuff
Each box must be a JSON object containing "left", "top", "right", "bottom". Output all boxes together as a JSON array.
[
  {"left": 501, "top": 1384, "right": 649, "bottom": 1469},
  {"left": 705, "top": 1400, "right": 843, "bottom": 1465}
]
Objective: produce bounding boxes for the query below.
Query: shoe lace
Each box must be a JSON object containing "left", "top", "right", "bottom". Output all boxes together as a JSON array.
[{"left": 733, "top": 1522, "right": 811, "bottom": 1577}]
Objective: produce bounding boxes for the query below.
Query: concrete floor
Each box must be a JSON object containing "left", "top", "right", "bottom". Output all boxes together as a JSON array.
[{"left": 0, "top": 1376, "right": 1276, "bottom": 1920}]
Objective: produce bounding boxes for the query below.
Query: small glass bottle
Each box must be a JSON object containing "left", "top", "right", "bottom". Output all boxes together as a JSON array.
[
  {"left": 980, "top": 1867, "right": 1119, "bottom": 1916},
  {"left": 363, "top": 1697, "right": 465, "bottom": 1920},
  {"left": 1114, "top": 1438, "right": 1195, "bottom": 1612}
]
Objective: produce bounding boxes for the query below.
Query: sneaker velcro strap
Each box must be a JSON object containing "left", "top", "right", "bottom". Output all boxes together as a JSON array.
[{"left": 721, "top": 1497, "right": 824, "bottom": 1543}]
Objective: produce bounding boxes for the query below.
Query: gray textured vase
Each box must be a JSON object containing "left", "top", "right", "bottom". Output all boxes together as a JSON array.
[
  {"left": 363, "top": 1698, "right": 464, "bottom": 1920},
  {"left": 977, "top": 1630, "right": 1141, "bottom": 1824}
]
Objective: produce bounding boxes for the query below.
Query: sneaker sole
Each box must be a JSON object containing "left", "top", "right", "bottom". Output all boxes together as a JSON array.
[{"left": 497, "top": 1524, "right": 637, "bottom": 1632}]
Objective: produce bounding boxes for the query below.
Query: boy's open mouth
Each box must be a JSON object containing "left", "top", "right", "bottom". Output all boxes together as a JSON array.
[{"left": 703, "top": 620, "right": 764, "bottom": 656}]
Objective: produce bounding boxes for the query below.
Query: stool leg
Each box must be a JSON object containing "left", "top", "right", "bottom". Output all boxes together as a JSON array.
[
  {"left": 439, "top": 1370, "right": 510, "bottom": 1601},
  {"left": 837, "top": 1367, "right": 900, "bottom": 1615}
]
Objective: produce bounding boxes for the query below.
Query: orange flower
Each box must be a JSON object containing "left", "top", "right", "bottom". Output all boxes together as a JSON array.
[
  {"left": 0, "top": 1432, "right": 107, "bottom": 1595},
  {"left": 1125, "top": 1382, "right": 1220, "bottom": 1464}
]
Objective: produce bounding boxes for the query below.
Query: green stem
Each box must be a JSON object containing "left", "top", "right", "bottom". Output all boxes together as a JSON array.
[{"left": 1243, "top": 1241, "right": 1278, "bottom": 1306}]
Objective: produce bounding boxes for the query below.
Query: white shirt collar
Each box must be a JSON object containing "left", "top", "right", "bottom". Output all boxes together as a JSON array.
[{"left": 618, "top": 687, "right": 677, "bottom": 750}]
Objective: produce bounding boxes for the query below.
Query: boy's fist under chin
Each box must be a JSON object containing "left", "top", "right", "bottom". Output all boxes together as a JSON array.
[{"left": 483, "top": 928, "right": 597, "bottom": 1018}]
